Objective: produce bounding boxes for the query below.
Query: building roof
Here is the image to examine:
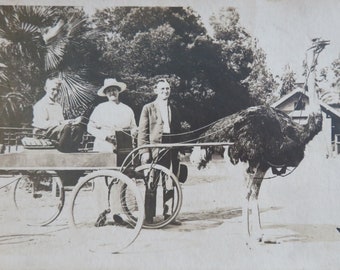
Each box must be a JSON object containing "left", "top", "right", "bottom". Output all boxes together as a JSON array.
[
  {"left": 271, "top": 87, "right": 305, "bottom": 108},
  {"left": 320, "top": 101, "right": 340, "bottom": 118},
  {"left": 271, "top": 88, "right": 340, "bottom": 119}
]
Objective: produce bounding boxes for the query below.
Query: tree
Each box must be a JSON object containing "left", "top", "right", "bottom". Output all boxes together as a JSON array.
[
  {"left": 210, "top": 7, "right": 253, "bottom": 81},
  {"left": 279, "top": 64, "right": 297, "bottom": 97},
  {"left": 0, "top": 92, "right": 32, "bottom": 126},
  {"left": 242, "top": 39, "right": 277, "bottom": 105},
  {"left": 331, "top": 55, "right": 340, "bottom": 88},
  {"left": 0, "top": 5, "right": 280, "bottom": 130},
  {"left": 208, "top": 7, "right": 254, "bottom": 117},
  {"left": 91, "top": 7, "right": 228, "bottom": 128},
  {"left": 317, "top": 57, "right": 340, "bottom": 105},
  {"left": 92, "top": 6, "right": 278, "bottom": 128},
  {"left": 0, "top": 6, "right": 99, "bottom": 125}
]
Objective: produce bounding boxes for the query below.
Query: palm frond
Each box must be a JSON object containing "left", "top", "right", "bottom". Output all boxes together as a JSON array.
[
  {"left": 14, "top": 6, "right": 57, "bottom": 28},
  {"left": 57, "top": 72, "right": 97, "bottom": 118},
  {"left": 0, "top": 62, "right": 8, "bottom": 82},
  {"left": 0, "top": 92, "right": 32, "bottom": 126},
  {"left": 45, "top": 39, "right": 68, "bottom": 70},
  {"left": 0, "top": 72, "right": 8, "bottom": 82},
  {"left": 43, "top": 16, "right": 86, "bottom": 71},
  {"left": 0, "top": 7, "right": 47, "bottom": 62}
]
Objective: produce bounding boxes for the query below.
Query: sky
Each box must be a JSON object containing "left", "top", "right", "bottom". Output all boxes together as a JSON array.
[
  {"left": 1, "top": 0, "right": 340, "bottom": 81},
  {"left": 194, "top": 0, "right": 340, "bottom": 80}
]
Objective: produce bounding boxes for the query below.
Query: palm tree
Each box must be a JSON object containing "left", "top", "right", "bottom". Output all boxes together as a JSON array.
[
  {"left": 0, "top": 6, "right": 97, "bottom": 125},
  {"left": 0, "top": 92, "right": 32, "bottom": 126}
]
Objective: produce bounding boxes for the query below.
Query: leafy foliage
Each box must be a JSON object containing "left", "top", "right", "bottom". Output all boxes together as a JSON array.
[
  {"left": 0, "top": 5, "right": 282, "bottom": 130},
  {"left": 0, "top": 6, "right": 99, "bottom": 125},
  {"left": 318, "top": 59, "right": 340, "bottom": 105},
  {"left": 279, "top": 65, "right": 297, "bottom": 97},
  {"left": 242, "top": 39, "right": 277, "bottom": 105},
  {"left": 91, "top": 7, "right": 227, "bottom": 128},
  {"left": 210, "top": 7, "right": 253, "bottom": 81},
  {"left": 0, "top": 92, "right": 32, "bottom": 126},
  {"left": 331, "top": 55, "right": 340, "bottom": 88}
]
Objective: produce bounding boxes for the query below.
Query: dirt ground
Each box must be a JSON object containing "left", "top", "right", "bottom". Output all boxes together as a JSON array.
[{"left": 1, "top": 134, "right": 340, "bottom": 270}]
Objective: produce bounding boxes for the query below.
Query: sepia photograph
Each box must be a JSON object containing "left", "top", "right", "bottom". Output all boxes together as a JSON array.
[{"left": 0, "top": 0, "right": 339, "bottom": 269}]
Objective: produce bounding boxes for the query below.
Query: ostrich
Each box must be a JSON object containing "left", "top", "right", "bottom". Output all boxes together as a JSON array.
[
  {"left": 191, "top": 39, "right": 328, "bottom": 243},
  {"left": 193, "top": 105, "right": 322, "bottom": 242}
]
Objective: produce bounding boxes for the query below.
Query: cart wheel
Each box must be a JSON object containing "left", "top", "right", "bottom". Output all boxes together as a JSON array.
[
  {"left": 133, "top": 164, "right": 183, "bottom": 229},
  {"left": 69, "top": 170, "right": 144, "bottom": 254},
  {"left": 13, "top": 171, "right": 64, "bottom": 226}
]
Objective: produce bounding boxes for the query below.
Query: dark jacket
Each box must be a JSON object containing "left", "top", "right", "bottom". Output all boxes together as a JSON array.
[{"left": 138, "top": 101, "right": 181, "bottom": 156}]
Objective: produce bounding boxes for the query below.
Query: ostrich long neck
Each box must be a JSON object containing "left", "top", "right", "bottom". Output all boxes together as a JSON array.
[
  {"left": 298, "top": 40, "right": 326, "bottom": 146},
  {"left": 300, "top": 112, "right": 322, "bottom": 144}
]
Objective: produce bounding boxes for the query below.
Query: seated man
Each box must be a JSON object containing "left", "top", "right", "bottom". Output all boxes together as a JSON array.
[
  {"left": 32, "top": 77, "right": 84, "bottom": 153},
  {"left": 32, "top": 77, "right": 85, "bottom": 186}
]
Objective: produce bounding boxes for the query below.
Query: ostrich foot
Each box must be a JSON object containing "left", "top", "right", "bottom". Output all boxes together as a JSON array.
[
  {"left": 248, "top": 225, "right": 264, "bottom": 242},
  {"left": 263, "top": 239, "right": 281, "bottom": 244},
  {"left": 245, "top": 230, "right": 280, "bottom": 249},
  {"left": 254, "top": 232, "right": 264, "bottom": 243},
  {"left": 261, "top": 234, "right": 281, "bottom": 245},
  {"left": 248, "top": 232, "right": 264, "bottom": 245}
]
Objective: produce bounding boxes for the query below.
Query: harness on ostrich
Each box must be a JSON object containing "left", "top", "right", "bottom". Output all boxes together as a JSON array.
[{"left": 268, "top": 162, "right": 287, "bottom": 176}]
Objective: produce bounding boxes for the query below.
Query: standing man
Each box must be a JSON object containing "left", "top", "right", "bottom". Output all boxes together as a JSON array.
[
  {"left": 138, "top": 78, "right": 182, "bottom": 225},
  {"left": 32, "top": 77, "right": 84, "bottom": 153},
  {"left": 87, "top": 78, "right": 137, "bottom": 152}
]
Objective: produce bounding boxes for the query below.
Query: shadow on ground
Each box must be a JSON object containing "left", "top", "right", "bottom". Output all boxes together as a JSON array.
[
  {"left": 165, "top": 206, "right": 282, "bottom": 232},
  {"left": 261, "top": 223, "right": 340, "bottom": 244}
]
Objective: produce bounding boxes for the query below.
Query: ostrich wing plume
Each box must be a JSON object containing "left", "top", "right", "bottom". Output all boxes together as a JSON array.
[{"left": 195, "top": 105, "right": 322, "bottom": 172}]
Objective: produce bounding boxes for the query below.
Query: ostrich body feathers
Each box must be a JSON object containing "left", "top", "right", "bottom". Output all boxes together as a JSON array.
[{"left": 198, "top": 105, "right": 322, "bottom": 171}]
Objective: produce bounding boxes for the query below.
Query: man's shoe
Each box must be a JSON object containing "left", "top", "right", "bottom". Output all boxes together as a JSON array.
[
  {"left": 113, "top": 214, "right": 133, "bottom": 229},
  {"left": 113, "top": 214, "right": 124, "bottom": 224},
  {"left": 169, "top": 219, "right": 182, "bottom": 226},
  {"left": 144, "top": 217, "right": 154, "bottom": 224},
  {"left": 95, "top": 209, "right": 111, "bottom": 227},
  {"left": 164, "top": 214, "right": 182, "bottom": 226}
]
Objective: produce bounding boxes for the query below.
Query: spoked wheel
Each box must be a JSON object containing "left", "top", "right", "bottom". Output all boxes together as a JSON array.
[
  {"left": 69, "top": 170, "right": 144, "bottom": 254},
  {"left": 13, "top": 171, "right": 64, "bottom": 226},
  {"left": 133, "top": 164, "right": 182, "bottom": 229}
]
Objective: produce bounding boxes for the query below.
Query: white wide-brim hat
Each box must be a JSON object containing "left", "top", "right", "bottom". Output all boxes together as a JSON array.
[{"left": 97, "top": 78, "right": 127, "bottom": 96}]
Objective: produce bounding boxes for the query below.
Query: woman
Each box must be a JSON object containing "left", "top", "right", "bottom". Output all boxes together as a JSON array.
[
  {"left": 88, "top": 78, "right": 137, "bottom": 152},
  {"left": 88, "top": 78, "right": 137, "bottom": 225}
]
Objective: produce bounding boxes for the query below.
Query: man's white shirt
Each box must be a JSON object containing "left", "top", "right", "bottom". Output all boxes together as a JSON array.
[
  {"left": 32, "top": 95, "right": 64, "bottom": 129},
  {"left": 155, "top": 99, "right": 171, "bottom": 133}
]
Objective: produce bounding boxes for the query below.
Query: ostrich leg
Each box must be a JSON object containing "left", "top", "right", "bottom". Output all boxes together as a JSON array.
[
  {"left": 249, "top": 168, "right": 266, "bottom": 241},
  {"left": 242, "top": 164, "right": 256, "bottom": 238},
  {"left": 243, "top": 164, "right": 267, "bottom": 242}
]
